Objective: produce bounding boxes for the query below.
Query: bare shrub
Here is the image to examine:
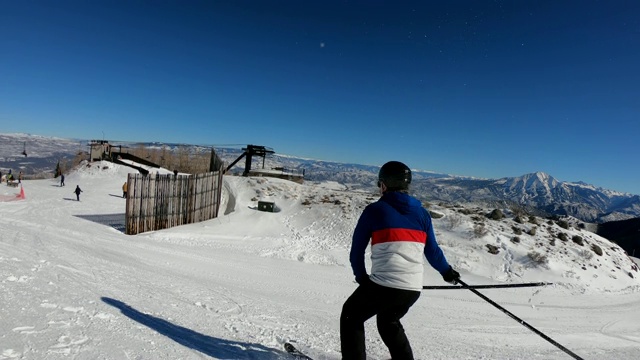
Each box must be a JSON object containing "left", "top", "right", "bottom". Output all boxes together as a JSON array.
[
  {"left": 528, "top": 227, "right": 537, "bottom": 236},
  {"left": 558, "top": 233, "right": 569, "bottom": 241},
  {"left": 444, "top": 214, "right": 463, "bottom": 230},
  {"left": 511, "top": 236, "right": 521, "bottom": 243},
  {"left": 528, "top": 215, "right": 539, "bottom": 225},
  {"left": 512, "top": 226, "right": 523, "bottom": 235},
  {"left": 514, "top": 216, "right": 525, "bottom": 224},
  {"left": 486, "top": 244, "right": 500, "bottom": 255},
  {"left": 579, "top": 249, "right": 594, "bottom": 260},
  {"left": 127, "top": 145, "right": 211, "bottom": 174},
  {"left": 557, "top": 220, "right": 570, "bottom": 229},
  {"left": 509, "top": 204, "right": 527, "bottom": 218},
  {"left": 473, "top": 223, "right": 489, "bottom": 238},
  {"left": 527, "top": 251, "right": 549, "bottom": 267},
  {"left": 572, "top": 235, "right": 584, "bottom": 246},
  {"left": 591, "top": 244, "right": 603, "bottom": 256},
  {"left": 487, "top": 209, "right": 504, "bottom": 220}
]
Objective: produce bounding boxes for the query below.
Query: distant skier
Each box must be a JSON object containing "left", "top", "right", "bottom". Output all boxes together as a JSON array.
[
  {"left": 60, "top": 174, "right": 65, "bottom": 187},
  {"left": 122, "top": 181, "right": 128, "bottom": 198},
  {"left": 340, "top": 161, "right": 460, "bottom": 360},
  {"left": 74, "top": 185, "right": 82, "bottom": 201}
]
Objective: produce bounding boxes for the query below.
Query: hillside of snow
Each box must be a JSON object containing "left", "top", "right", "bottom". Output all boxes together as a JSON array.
[
  {"left": 1, "top": 161, "right": 639, "bottom": 359},
  {"left": 214, "top": 174, "right": 640, "bottom": 294}
]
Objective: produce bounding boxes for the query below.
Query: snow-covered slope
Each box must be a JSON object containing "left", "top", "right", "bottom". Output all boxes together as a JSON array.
[
  {"left": 215, "top": 174, "right": 640, "bottom": 293},
  {"left": 1, "top": 162, "right": 640, "bottom": 359}
]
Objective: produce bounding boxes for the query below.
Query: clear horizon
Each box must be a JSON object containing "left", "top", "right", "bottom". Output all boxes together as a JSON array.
[
  {"left": 1, "top": 1, "right": 639, "bottom": 194},
  {"left": 2, "top": 132, "right": 639, "bottom": 200}
]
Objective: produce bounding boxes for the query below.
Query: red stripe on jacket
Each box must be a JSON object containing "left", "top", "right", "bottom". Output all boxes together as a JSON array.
[{"left": 371, "top": 228, "right": 427, "bottom": 245}]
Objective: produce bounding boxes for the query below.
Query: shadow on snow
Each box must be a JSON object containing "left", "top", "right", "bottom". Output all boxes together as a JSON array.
[
  {"left": 101, "top": 297, "right": 285, "bottom": 359},
  {"left": 75, "top": 213, "right": 126, "bottom": 233}
]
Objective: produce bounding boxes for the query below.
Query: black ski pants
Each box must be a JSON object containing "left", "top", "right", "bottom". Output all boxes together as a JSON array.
[{"left": 340, "top": 281, "right": 420, "bottom": 360}]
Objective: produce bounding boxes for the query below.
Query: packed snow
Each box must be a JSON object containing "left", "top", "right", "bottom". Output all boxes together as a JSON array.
[{"left": 1, "top": 161, "right": 639, "bottom": 360}]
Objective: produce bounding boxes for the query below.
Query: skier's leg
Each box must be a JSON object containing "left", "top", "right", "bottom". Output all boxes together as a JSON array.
[
  {"left": 340, "top": 284, "right": 379, "bottom": 360},
  {"left": 376, "top": 289, "right": 420, "bottom": 360}
]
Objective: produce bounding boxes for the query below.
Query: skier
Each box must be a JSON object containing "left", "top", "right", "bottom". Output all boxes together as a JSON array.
[
  {"left": 60, "top": 174, "right": 65, "bottom": 187},
  {"left": 74, "top": 185, "right": 82, "bottom": 201},
  {"left": 340, "top": 161, "right": 460, "bottom": 360}
]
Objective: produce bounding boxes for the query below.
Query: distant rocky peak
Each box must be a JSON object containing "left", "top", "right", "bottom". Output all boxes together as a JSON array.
[
  {"left": 502, "top": 171, "right": 559, "bottom": 191},
  {"left": 533, "top": 171, "right": 550, "bottom": 180}
]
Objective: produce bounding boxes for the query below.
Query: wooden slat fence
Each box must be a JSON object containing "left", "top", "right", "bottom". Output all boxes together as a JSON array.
[{"left": 125, "top": 171, "right": 224, "bottom": 235}]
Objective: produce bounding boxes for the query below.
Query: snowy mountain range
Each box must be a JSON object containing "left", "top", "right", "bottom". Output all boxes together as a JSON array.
[
  {"left": 2, "top": 132, "right": 640, "bottom": 223},
  {"left": 0, "top": 133, "right": 83, "bottom": 176},
  {"left": 410, "top": 172, "right": 640, "bottom": 223}
]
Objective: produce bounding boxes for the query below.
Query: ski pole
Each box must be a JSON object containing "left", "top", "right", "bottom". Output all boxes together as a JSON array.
[
  {"left": 457, "top": 279, "right": 584, "bottom": 360},
  {"left": 423, "top": 281, "right": 552, "bottom": 290}
]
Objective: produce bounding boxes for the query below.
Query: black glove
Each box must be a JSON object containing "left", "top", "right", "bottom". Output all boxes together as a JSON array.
[
  {"left": 442, "top": 266, "right": 461, "bottom": 284},
  {"left": 356, "top": 274, "right": 374, "bottom": 287}
]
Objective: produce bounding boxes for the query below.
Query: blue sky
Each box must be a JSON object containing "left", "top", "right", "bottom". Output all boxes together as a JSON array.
[{"left": 1, "top": 1, "right": 639, "bottom": 194}]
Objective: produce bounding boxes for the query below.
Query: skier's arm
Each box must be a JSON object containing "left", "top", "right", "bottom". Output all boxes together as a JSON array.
[
  {"left": 423, "top": 214, "right": 450, "bottom": 274},
  {"left": 349, "top": 208, "right": 372, "bottom": 282}
]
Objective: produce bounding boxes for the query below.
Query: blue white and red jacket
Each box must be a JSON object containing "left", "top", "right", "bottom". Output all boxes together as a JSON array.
[{"left": 349, "top": 191, "right": 450, "bottom": 291}]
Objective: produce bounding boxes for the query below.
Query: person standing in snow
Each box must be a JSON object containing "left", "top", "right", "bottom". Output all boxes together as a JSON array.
[
  {"left": 74, "top": 185, "right": 82, "bottom": 201},
  {"left": 60, "top": 173, "right": 65, "bottom": 187},
  {"left": 122, "top": 181, "right": 128, "bottom": 198},
  {"left": 340, "top": 161, "right": 461, "bottom": 360}
]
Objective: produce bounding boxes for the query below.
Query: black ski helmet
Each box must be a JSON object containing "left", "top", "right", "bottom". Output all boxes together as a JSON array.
[{"left": 378, "top": 161, "right": 411, "bottom": 191}]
